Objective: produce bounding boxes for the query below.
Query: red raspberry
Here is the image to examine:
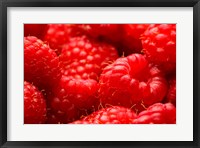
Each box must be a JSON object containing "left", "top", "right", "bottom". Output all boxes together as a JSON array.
[
  {"left": 75, "top": 24, "right": 122, "bottom": 44},
  {"left": 24, "top": 81, "right": 47, "bottom": 124},
  {"left": 43, "top": 24, "right": 82, "bottom": 54},
  {"left": 60, "top": 36, "right": 119, "bottom": 81},
  {"left": 141, "top": 24, "right": 176, "bottom": 74},
  {"left": 24, "top": 36, "right": 61, "bottom": 91},
  {"left": 165, "top": 75, "right": 176, "bottom": 106},
  {"left": 47, "top": 76, "right": 99, "bottom": 123},
  {"left": 99, "top": 54, "right": 168, "bottom": 112},
  {"left": 24, "top": 24, "right": 47, "bottom": 39},
  {"left": 132, "top": 103, "right": 176, "bottom": 124},
  {"left": 43, "top": 24, "right": 70, "bottom": 54},
  {"left": 121, "top": 24, "right": 149, "bottom": 55},
  {"left": 72, "top": 106, "right": 137, "bottom": 124}
]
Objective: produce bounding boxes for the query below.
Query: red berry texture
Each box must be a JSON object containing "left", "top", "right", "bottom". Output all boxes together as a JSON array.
[
  {"left": 24, "top": 36, "right": 61, "bottom": 92},
  {"left": 24, "top": 81, "right": 47, "bottom": 124},
  {"left": 59, "top": 36, "right": 118, "bottom": 80},
  {"left": 141, "top": 24, "right": 176, "bottom": 74},
  {"left": 46, "top": 76, "right": 99, "bottom": 123},
  {"left": 132, "top": 103, "right": 176, "bottom": 124},
  {"left": 72, "top": 106, "right": 137, "bottom": 124},
  {"left": 99, "top": 53, "right": 168, "bottom": 113},
  {"left": 24, "top": 24, "right": 176, "bottom": 124}
]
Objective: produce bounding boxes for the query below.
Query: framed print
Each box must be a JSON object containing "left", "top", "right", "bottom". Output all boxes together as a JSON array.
[{"left": 1, "top": 0, "right": 200, "bottom": 147}]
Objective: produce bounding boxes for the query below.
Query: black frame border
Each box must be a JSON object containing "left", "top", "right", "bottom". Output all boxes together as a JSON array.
[{"left": 0, "top": 0, "right": 199, "bottom": 147}]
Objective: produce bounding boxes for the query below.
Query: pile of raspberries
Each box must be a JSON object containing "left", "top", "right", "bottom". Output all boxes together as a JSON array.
[{"left": 24, "top": 24, "right": 176, "bottom": 124}]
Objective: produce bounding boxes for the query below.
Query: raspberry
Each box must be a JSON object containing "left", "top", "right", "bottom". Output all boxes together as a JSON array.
[
  {"left": 24, "top": 81, "right": 47, "bottom": 124},
  {"left": 47, "top": 36, "right": 118, "bottom": 123},
  {"left": 132, "top": 103, "right": 176, "bottom": 124},
  {"left": 165, "top": 75, "right": 176, "bottom": 106},
  {"left": 141, "top": 24, "right": 176, "bottom": 74},
  {"left": 60, "top": 36, "right": 119, "bottom": 81},
  {"left": 72, "top": 106, "right": 137, "bottom": 124},
  {"left": 121, "top": 24, "right": 149, "bottom": 55},
  {"left": 99, "top": 54, "right": 168, "bottom": 112},
  {"left": 43, "top": 24, "right": 82, "bottom": 54},
  {"left": 46, "top": 76, "right": 99, "bottom": 123},
  {"left": 24, "top": 24, "right": 47, "bottom": 39},
  {"left": 24, "top": 36, "right": 61, "bottom": 91},
  {"left": 43, "top": 24, "right": 71, "bottom": 54}
]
